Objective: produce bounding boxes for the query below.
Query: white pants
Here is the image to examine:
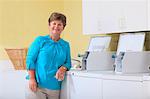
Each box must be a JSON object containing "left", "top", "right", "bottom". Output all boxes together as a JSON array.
[{"left": 25, "top": 83, "right": 60, "bottom": 99}]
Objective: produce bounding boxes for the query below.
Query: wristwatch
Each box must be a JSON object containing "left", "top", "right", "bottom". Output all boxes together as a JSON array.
[{"left": 61, "top": 66, "right": 67, "bottom": 71}]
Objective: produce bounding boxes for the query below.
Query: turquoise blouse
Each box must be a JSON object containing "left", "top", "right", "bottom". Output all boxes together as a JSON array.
[{"left": 26, "top": 35, "right": 71, "bottom": 90}]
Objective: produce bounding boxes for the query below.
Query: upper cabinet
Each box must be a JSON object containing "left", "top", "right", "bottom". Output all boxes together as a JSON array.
[
  {"left": 82, "top": 0, "right": 148, "bottom": 34},
  {"left": 148, "top": 0, "right": 150, "bottom": 29}
]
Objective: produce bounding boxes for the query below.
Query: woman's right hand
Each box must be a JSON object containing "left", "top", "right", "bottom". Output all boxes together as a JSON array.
[{"left": 29, "top": 78, "right": 37, "bottom": 92}]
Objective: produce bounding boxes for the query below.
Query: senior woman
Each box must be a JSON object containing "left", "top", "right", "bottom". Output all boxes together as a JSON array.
[{"left": 25, "top": 12, "right": 71, "bottom": 99}]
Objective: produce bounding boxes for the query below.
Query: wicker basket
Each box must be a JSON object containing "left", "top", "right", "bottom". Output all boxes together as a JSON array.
[{"left": 5, "top": 48, "right": 28, "bottom": 70}]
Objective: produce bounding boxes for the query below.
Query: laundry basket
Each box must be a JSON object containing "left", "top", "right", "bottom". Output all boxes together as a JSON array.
[{"left": 5, "top": 48, "right": 28, "bottom": 70}]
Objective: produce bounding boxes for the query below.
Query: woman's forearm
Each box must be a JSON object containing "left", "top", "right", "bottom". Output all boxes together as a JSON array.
[{"left": 28, "top": 70, "right": 36, "bottom": 80}]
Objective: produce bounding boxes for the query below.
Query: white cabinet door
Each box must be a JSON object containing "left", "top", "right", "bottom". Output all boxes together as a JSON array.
[
  {"left": 148, "top": 0, "right": 150, "bottom": 30},
  {"left": 95, "top": 1, "right": 122, "bottom": 34},
  {"left": 60, "top": 75, "right": 70, "bottom": 99},
  {"left": 82, "top": 0, "right": 147, "bottom": 34},
  {"left": 103, "top": 79, "right": 150, "bottom": 99},
  {"left": 119, "top": 0, "right": 147, "bottom": 32},
  {"left": 82, "top": 0, "right": 122, "bottom": 34},
  {"left": 82, "top": 0, "right": 100, "bottom": 34},
  {"left": 69, "top": 75, "right": 102, "bottom": 99}
]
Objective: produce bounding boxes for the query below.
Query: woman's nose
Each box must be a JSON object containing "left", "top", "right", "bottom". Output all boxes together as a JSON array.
[{"left": 55, "top": 24, "right": 59, "bottom": 28}]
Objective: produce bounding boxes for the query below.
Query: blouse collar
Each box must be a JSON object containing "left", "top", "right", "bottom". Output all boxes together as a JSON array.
[{"left": 45, "top": 35, "right": 63, "bottom": 43}]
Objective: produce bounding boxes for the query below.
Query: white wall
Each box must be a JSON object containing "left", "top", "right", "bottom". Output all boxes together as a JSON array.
[{"left": 0, "top": 60, "right": 27, "bottom": 99}]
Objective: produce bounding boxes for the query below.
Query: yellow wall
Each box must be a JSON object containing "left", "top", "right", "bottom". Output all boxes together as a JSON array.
[
  {"left": 0, "top": 0, "right": 105, "bottom": 60},
  {"left": 63, "top": 0, "right": 90, "bottom": 58},
  {"left": 63, "top": 0, "right": 107, "bottom": 58},
  {"left": 0, "top": 0, "right": 64, "bottom": 59}
]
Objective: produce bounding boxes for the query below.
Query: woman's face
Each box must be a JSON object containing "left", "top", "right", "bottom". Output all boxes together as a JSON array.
[{"left": 49, "top": 20, "right": 64, "bottom": 35}]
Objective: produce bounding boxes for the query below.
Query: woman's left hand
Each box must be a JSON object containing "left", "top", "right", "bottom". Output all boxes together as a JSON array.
[{"left": 55, "top": 66, "right": 67, "bottom": 81}]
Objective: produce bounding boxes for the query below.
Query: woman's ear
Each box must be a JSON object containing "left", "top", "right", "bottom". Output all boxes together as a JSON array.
[
  {"left": 48, "top": 22, "right": 50, "bottom": 26},
  {"left": 48, "top": 24, "right": 51, "bottom": 31},
  {"left": 63, "top": 26, "right": 65, "bottom": 29}
]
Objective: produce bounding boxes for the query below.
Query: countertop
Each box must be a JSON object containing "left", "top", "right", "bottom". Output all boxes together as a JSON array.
[{"left": 67, "top": 70, "right": 150, "bottom": 81}]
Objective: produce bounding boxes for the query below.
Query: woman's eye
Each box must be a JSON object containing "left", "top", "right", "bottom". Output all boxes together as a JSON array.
[
  {"left": 58, "top": 24, "right": 62, "bottom": 26},
  {"left": 53, "top": 23, "right": 56, "bottom": 25}
]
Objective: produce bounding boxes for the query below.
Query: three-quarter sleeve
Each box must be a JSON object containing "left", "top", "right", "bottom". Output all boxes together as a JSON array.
[
  {"left": 63, "top": 43, "right": 72, "bottom": 70},
  {"left": 26, "top": 36, "right": 41, "bottom": 70}
]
